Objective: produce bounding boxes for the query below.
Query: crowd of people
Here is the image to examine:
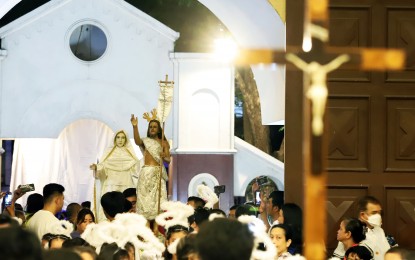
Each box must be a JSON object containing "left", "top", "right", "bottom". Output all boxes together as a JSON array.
[
  {"left": 0, "top": 116, "right": 414, "bottom": 260},
  {"left": 1, "top": 183, "right": 415, "bottom": 260},
  {"left": 2, "top": 182, "right": 413, "bottom": 260}
]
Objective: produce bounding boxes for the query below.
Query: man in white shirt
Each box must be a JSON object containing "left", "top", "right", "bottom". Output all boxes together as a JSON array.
[
  {"left": 333, "top": 195, "right": 390, "bottom": 260},
  {"left": 357, "top": 196, "right": 390, "bottom": 260},
  {"left": 26, "top": 183, "right": 65, "bottom": 240}
]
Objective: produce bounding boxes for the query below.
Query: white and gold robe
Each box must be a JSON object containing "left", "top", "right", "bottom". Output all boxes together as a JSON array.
[{"left": 136, "top": 137, "right": 168, "bottom": 220}]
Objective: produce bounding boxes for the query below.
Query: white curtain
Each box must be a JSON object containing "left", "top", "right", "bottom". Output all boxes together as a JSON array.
[{"left": 10, "top": 119, "right": 142, "bottom": 210}]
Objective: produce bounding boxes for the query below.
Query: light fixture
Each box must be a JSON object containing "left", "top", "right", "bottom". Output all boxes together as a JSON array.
[{"left": 213, "top": 37, "right": 238, "bottom": 62}]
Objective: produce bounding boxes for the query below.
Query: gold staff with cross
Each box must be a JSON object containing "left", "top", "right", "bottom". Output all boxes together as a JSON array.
[
  {"left": 156, "top": 75, "right": 174, "bottom": 214},
  {"left": 234, "top": 0, "right": 405, "bottom": 258}
]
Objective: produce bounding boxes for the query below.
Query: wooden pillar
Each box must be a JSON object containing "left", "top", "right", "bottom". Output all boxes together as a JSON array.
[{"left": 285, "top": 0, "right": 305, "bottom": 207}]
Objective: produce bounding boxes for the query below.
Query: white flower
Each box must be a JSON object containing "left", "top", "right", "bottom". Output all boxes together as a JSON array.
[
  {"left": 197, "top": 185, "right": 218, "bottom": 209},
  {"left": 155, "top": 201, "right": 194, "bottom": 230}
]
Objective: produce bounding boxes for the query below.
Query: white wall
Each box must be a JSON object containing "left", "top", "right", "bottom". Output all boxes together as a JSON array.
[
  {"left": 0, "top": 0, "right": 179, "bottom": 139},
  {"left": 170, "top": 53, "right": 235, "bottom": 153},
  {"left": 252, "top": 64, "right": 286, "bottom": 125},
  {"left": 198, "top": 0, "right": 286, "bottom": 125},
  {"left": 234, "top": 137, "right": 284, "bottom": 196}
]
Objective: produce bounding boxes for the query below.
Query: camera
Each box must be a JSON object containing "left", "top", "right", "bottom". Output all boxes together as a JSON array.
[
  {"left": 214, "top": 185, "right": 225, "bottom": 195},
  {"left": 18, "top": 184, "right": 35, "bottom": 193},
  {"left": 256, "top": 176, "right": 269, "bottom": 186}
]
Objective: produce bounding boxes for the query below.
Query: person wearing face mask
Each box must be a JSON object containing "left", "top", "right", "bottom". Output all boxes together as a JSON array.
[
  {"left": 357, "top": 196, "right": 391, "bottom": 260},
  {"left": 90, "top": 130, "right": 140, "bottom": 223}
]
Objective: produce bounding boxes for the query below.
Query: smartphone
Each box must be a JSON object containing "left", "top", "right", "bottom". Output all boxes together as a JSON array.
[
  {"left": 18, "top": 184, "right": 35, "bottom": 193},
  {"left": 254, "top": 190, "right": 261, "bottom": 205},
  {"left": 4, "top": 193, "right": 13, "bottom": 206}
]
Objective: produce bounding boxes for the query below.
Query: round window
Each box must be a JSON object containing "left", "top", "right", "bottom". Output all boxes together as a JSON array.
[{"left": 69, "top": 24, "right": 107, "bottom": 61}]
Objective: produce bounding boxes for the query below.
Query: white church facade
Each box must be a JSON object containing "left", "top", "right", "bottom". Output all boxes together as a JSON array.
[{"left": 0, "top": 0, "right": 284, "bottom": 211}]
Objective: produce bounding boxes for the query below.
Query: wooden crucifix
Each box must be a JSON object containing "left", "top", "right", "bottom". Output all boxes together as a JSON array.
[{"left": 234, "top": 0, "right": 405, "bottom": 259}]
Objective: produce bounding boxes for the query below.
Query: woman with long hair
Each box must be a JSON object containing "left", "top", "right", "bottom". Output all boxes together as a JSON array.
[
  {"left": 277, "top": 203, "right": 303, "bottom": 255},
  {"left": 71, "top": 208, "right": 95, "bottom": 238}
]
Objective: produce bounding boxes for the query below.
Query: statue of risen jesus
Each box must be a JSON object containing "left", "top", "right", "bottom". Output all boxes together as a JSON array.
[{"left": 130, "top": 113, "right": 171, "bottom": 221}]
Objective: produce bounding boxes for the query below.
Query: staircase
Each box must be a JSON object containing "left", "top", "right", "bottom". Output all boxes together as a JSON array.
[{"left": 233, "top": 136, "right": 284, "bottom": 196}]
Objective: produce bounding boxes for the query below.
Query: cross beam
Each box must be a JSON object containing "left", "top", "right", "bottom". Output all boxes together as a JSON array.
[
  {"left": 236, "top": 46, "right": 405, "bottom": 71},
  {"left": 232, "top": 1, "right": 406, "bottom": 259},
  {"left": 158, "top": 74, "right": 174, "bottom": 85}
]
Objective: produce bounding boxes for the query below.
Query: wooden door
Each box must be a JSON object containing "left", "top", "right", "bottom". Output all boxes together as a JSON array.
[{"left": 285, "top": 0, "right": 415, "bottom": 255}]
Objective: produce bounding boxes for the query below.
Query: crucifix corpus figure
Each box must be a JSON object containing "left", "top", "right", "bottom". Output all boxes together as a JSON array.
[
  {"left": 234, "top": 0, "right": 405, "bottom": 257},
  {"left": 286, "top": 53, "right": 350, "bottom": 136},
  {"left": 130, "top": 109, "right": 171, "bottom": 223}
]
